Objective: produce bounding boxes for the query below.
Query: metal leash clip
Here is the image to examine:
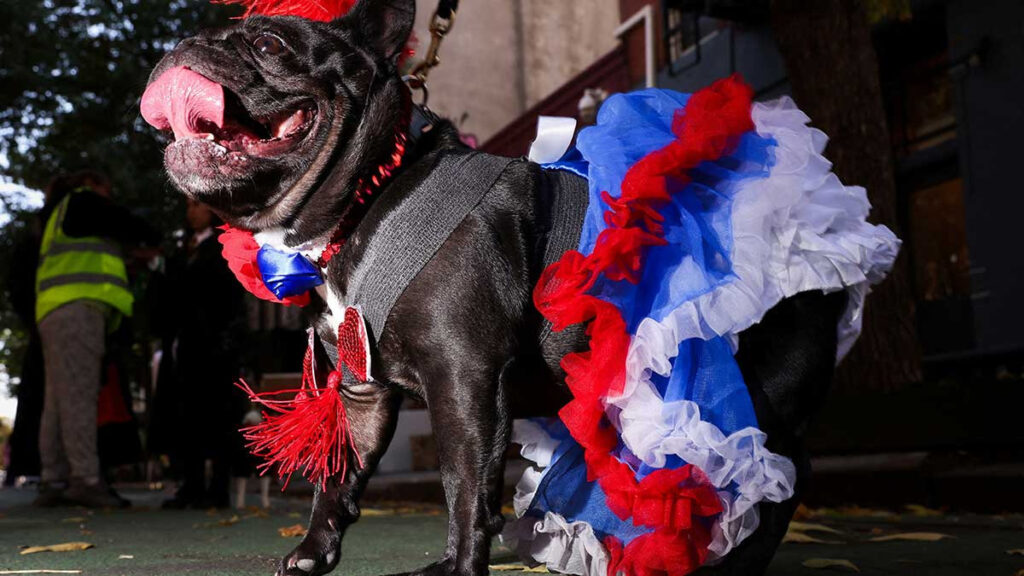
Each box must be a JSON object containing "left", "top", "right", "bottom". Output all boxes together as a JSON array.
[{"left": 403, "top": 1, "right": 457, "bottom": 107}]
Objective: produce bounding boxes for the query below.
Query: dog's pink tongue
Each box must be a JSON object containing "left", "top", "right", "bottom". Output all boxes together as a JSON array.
[{"left": 141, "top": 66, "right": 225, "bottom": 140}]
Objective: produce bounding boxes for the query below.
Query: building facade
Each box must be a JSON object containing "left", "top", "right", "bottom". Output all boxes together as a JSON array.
[
  {"left": 409, "top": 0, "right": 622, "bottom": 144},
  {"left": 468, "top": 0, "right": 1023, "bottom": 370}
]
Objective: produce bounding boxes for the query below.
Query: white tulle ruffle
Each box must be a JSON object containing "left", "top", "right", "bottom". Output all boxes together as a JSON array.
[
  {"left": 613, "top": 386, "right": 795, "bottom": 560},
  {"left": 620, "top": 98, "right": 900, "bottom": 403},
  {"left": 605, "top": 97, "right": 899, "bottom": 559},
  {"left": 507, "top": 97, "right": 900, "bottom": 572},
  {"left": 503, "top": 421, "right": 611, "bottom": 576}
]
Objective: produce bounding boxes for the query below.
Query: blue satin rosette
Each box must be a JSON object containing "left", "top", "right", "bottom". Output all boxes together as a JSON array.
[{"left": 256, "top": 243, "right": 325, "bottom": 299}]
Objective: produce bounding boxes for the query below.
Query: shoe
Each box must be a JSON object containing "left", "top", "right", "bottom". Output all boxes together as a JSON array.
[
  {"left": 32, "top": 482, "right": 68, "bottom": 507},
  {"left": 64, "top": 481, "right": 131, "bottom": 509}
]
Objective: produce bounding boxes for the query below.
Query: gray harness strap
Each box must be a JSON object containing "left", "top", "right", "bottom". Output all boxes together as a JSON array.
[
  {"left": 537, "top": 168, "right": 589, "bottom": 344},
  {"left": 347, "top": 151, "right": 516, "bottom": 342}
]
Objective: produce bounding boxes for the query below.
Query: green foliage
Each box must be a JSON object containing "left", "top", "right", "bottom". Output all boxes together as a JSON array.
[
  {"left": 0, "top": 0, "right": 237, "bottom": 393},
  {"left": 0, "top": 207, "right": 35, "bottom": 395},
  {"left": 0, "top": 0, "right": 235, "bottom": 227},
  {"left": 865, "top": 0, "right": 912, "bottom": 24}
]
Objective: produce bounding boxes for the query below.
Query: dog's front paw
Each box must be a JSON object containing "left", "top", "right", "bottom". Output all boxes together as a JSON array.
[{"left": 276, "top": 525, "right": 341, "bottom": 576}]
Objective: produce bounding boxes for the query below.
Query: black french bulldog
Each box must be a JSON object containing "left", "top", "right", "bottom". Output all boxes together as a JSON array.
[{"left": 142, "top": 1, "right": 846, "bottom": 575}]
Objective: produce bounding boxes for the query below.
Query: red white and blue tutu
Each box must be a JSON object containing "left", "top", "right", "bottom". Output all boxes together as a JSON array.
[{"left": 504, "top": 78, "right": 899, "bottom": 576}]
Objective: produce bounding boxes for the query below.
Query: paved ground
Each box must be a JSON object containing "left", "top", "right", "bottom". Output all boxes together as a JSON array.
[{"left": 1, "top": 487, "right": 1023, "bottom": 576}]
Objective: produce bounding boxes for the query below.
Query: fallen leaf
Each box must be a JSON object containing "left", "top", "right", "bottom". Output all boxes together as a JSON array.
[
  {"left": 243, "top": 508, "right": 270, "bottom": 519},
  {"left": 0, "top": 565, "right": 83, "bottom": 569},
  {"left": 1015, "top": 570, "right": 1024, "bottom": 576},
  {"left": 287, "top": 512, "right": 301, "bottom": 518},
  {"left": 868, "top": 532, "right": 953, "bottom": 542},
  {"left": 801, "top": 558, "right": 859, "bottom": 572},
  {"left": 60, "top": 517, "right": 86, "bottom": 524},
  {"left": 489, "top": 564, "right": 549, "bottom": 572},
  {"left": 501, "top": 505, "right": 516, "bottom": 516},
  {"left": 1007, "top": 549, "right": 1024, "bottom": 556},
  {"left": 835, "top": 505, "right": 898, "bottom": 519},
  {"left": 782, "top": 531, "right": 841, "bottom": 544},
  {"left": 278, "top": 524, "right": 307, "bottom": 538},
  {"left": 118, "top": 555, "right": 134, "bottom": 559},
  {"left": 20, "top": 542, "right": 94, "bottom": 555},
  {"left": 361, "top": 508, "right": 393, "bottom": 517},
  {"left": 218, "top": 515, "right": 240, "bottom": 527},
  {"left": 793, "top": 503, "right": 814, "bottom": 520},
  {"left": 904, "top": 504, "right": 943, "bottom": 517},
  {"left": 789, "top": 521, "right": 844, "bottom": 535}
]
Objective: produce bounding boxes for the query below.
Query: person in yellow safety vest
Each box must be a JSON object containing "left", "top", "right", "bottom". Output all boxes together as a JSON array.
[{"left": 33, "top": 169, "right": 161, "bottom": 509}]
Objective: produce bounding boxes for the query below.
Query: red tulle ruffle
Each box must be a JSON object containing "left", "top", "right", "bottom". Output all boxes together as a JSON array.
[{"left": 533, "top": 75, "right": 756, "bottom": 576}]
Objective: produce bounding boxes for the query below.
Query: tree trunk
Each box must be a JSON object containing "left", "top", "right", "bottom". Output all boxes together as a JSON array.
[{"left": 771, "top": 0, "right": 922, "bottom": 392}]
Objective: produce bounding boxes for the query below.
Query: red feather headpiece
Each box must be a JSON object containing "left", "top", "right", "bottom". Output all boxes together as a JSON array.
[{"left": 215, "top": 0, "right": 358, "bottom": 21}]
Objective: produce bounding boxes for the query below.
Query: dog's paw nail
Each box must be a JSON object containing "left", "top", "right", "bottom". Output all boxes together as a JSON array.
[
  {"left": 296, "top": 559, "right": 316, "bottom": 572},
  {"left": 286, "top": 556, "right": 298, "bottom": 569}
]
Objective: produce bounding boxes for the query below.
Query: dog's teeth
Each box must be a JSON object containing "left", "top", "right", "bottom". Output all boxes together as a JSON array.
[{"left": 371, "top": 175, "right": 380, "bottom": 186}]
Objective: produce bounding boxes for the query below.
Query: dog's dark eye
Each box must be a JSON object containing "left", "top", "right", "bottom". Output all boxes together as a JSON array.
[{"left": 253, "top": 34, "right": 285, "bottom": 56}]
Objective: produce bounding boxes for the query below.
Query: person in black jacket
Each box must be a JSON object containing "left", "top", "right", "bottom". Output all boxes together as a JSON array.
[{"left": 152, "top": 199, "right": 248, "bottom": 509}]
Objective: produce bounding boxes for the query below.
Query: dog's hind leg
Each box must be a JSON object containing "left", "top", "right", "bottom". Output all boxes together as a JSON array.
[
  {"left": 697, "top": 290, "right": 847, "bottom": 575},
  {"left": 278, "top": 383, "right": 403, "bottom": 576}
]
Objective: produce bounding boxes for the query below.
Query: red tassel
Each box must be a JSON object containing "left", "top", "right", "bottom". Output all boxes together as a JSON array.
[{"left": 238, "top": 343, "right": 363, "bottom": 489}]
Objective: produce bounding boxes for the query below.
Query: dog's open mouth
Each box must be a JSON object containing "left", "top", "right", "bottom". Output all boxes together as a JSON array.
[
  {"left": 213, "top": 92, "right": 317, "bottom": 157},
  {"left": 141, "top": 66, "right": 317, "bottom": 163}
]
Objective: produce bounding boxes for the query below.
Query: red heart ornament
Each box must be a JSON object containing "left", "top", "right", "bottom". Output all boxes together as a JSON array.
[{"left": 337, "top": 306, "right": 371, "bottom": 382}]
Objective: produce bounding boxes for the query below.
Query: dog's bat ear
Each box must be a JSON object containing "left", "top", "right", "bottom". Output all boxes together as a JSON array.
[{"left": 346, "top": 0, "right": 415, "bottom": 61}]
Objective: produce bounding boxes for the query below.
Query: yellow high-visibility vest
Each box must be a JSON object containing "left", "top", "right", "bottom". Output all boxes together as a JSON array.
[{"left": 35, "top": 190, "right": 134, "bottom": 322}]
